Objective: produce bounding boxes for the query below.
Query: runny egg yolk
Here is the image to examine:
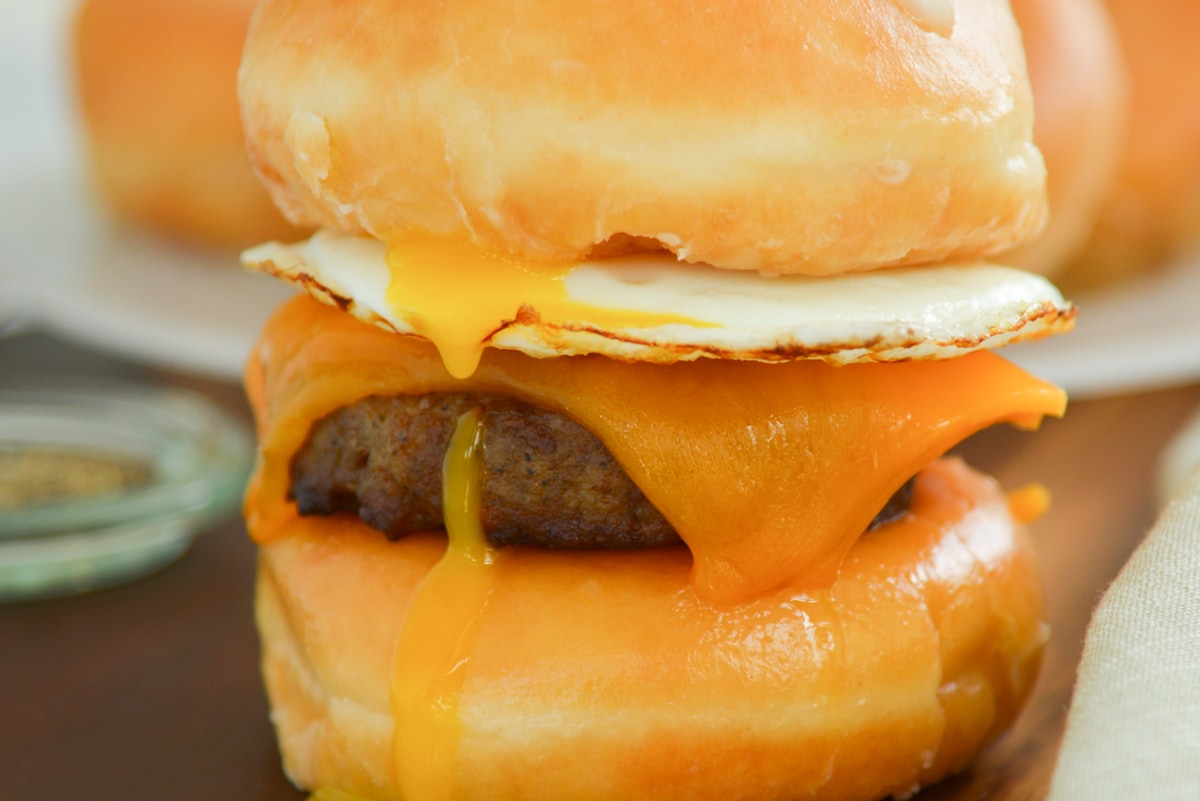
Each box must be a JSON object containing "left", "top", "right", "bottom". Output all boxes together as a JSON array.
[
  {"left": 384, "top": 236, "right": 708, "bottom": 378},
  {"left": 390, "top": 408, "right": 495, "bottom": 801}
]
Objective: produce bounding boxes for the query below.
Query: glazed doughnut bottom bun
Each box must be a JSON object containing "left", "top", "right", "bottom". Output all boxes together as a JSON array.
[{"left": 254, "top": 459, "right": 1045, "bottom": 801}]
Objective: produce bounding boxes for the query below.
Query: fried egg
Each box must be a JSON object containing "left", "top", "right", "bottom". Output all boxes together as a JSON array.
[{"left": 244, "top": 231, "right": 1075, "bottom": 379}]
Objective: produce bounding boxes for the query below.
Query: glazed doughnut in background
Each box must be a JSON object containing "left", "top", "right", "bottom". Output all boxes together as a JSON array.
[
  {"left": 1005, "top": 0, "right": 1128, "bottom": 279},
  {"left": 253, "top": 458, "right": 1045, "bottom": 801},
  {"left": 74, "top": 0, "right": 302, "bottom": 251},
  {"left": 238, "top": 0, "right": 1047, "bottom": 275},
  {"left": 1058, "top": 0, "right": 1200, "bottom": 290}
]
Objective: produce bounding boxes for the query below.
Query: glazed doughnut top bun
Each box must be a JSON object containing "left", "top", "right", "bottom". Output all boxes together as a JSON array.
[
  {"left": 240, "top": 0, "right": 1049, "bottom": 274},
  {"left": 237, "top": 1, "right": 1077, "bottom": 800},
  {"left": 75, "top": 0, "right": 302, "bottom": 250}
]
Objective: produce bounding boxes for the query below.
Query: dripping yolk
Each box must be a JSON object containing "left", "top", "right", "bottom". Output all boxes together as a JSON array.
[
  {"left": 390, "top": 408, "right": 496, "bottom": 801},
  {"left": 384, "top": 236, "right": 706, "bottom": 378}
]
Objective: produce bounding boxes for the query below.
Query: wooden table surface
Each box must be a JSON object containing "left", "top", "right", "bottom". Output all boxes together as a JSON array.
[{"left": 3, "top": 330, "right": 1199, "bottom": 801}]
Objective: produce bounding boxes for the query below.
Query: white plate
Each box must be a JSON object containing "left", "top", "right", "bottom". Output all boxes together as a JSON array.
[
  {"left": 1005, "top": 255, "right": 1200, "bottom": 399},
  {"left": 0, "top": 0, "right": 295, "bottom": 382},
  {"left": 0, "top": 164, "right": 296, "bottom": 381}
]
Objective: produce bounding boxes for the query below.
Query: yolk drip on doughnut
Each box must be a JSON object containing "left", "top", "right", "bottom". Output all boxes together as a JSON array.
[
  {"left": 391, "top": 409, "right": 496, "bottom": 801},
  {"left": 384, "top": 236, "right": 709, "bottom": 378}
]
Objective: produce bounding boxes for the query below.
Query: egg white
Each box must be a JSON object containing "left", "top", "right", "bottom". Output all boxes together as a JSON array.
[{"left": 244, "top": 231, "right": 1074, "bottom": 365}]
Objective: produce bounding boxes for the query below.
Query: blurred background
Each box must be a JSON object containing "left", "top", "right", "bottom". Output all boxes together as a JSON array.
[
  {"left": 0, "top": 0, "right": 303, "bottom": 604},
  {"left": 1, "top": 6, "right": 307, "bottom": 797}
]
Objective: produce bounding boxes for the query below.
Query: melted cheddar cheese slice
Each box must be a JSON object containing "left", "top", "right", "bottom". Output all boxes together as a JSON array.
[{"left": 245, "top": 295, "right": 1066, "bottom": 604}]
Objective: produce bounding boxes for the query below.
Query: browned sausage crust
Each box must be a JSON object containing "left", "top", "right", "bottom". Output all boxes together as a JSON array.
[{"left": 290, "top": 393, "right": 913, "bottom": 549}]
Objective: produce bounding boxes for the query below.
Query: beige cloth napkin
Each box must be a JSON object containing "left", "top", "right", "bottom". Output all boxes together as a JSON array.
[{"left": 1047, "top": 449, "right": 1200, "bottom": 799}]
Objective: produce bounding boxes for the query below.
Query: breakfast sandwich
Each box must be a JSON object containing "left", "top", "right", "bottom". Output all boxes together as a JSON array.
[{"left": 236, "top": 1, "right": 1076, "bottom": 799}]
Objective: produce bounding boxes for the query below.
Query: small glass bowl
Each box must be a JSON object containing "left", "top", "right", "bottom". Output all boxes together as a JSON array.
[{"left": 0, "top": 382, "right": 253, "bottom": 601}]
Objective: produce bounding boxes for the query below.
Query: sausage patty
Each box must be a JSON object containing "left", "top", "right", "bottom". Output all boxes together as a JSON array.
[{"left": 290, "top": 393, "right": 915, "bottom": 549}]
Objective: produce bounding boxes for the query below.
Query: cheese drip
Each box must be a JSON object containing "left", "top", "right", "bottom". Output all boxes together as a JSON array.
[
  {"left": 245, "top": 296, "right": 1067, "bottom": 604},
  {"left": 384, "top": 236, "right": 708, "bottom": 378},
  {"left": 390, "top": 409, "right": 495, "bottom": 801}
]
